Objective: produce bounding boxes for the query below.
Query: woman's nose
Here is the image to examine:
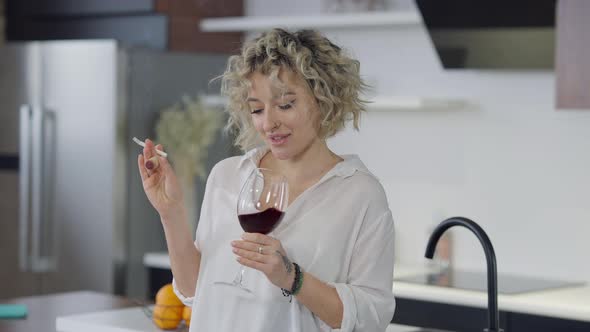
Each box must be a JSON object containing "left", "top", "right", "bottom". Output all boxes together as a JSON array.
[{"left": 262, "top": 109, "right": 279, "bottom": 132}]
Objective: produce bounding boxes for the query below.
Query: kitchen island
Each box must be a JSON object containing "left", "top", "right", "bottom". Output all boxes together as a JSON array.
[
  {"left": 0, "top": 291, "right": 425, "bottom": 332},
  {"left": 55, "top": 306, "right": 423, "bottom": 332},
  {"left": 144, "top": 252, "right": 590, "bottom": 332}
]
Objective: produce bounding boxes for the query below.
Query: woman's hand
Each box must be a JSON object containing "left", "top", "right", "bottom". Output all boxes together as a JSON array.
[
  {"left": 231, "top": 233, "right": 295, "bottom": 290},
  {"left": 137, "top": 138, "right": 184, "bottom": 221}
]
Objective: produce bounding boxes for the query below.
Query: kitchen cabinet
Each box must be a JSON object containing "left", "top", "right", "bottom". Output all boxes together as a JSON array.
[
  {"left": 143, "top": 253, "right": 174, "bottom": 300},
  {"left": 4, "top": 0, "right": 243, "bottom": 53},
  {"left": 147, "top": 267, "right": 173, "bottom": 300},
  {"left": 6, "top": 13, "right": 168, "bottom": 49},
  {"left": 5, "top": 0, "right": 153, "bottom": 16},
  {"left": 1, "top": 0, "right": 5, "bottom": 45},
  {"left": 393, "top": 297, "right": 590, "bottom": 332},
  {"left": 5, "top": 0, "right": 167, "bottom": 48},
  {"left": 393, "top": 266, "right": 590, "bottom": 332},
  {"left": 556, "top": 0, "right": 590, "bottom": 110}
]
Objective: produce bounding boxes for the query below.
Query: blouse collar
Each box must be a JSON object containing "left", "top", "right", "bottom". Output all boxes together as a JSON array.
[{"left": 238, "top": 145, "right": 373, "bottom": 179}]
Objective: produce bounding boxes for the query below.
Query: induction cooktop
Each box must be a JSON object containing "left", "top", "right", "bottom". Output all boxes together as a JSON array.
[{"left": 395, "top": 269, "right": 585, "bottom": 294}]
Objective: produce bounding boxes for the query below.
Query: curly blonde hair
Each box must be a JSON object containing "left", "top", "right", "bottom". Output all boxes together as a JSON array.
[{"left": 220, "top": 28, "right": 368, "bottom": 151}]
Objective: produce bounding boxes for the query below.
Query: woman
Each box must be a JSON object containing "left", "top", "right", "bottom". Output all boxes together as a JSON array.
[{"left": 138, "top": 28, "right": 395, "bottom": 331}]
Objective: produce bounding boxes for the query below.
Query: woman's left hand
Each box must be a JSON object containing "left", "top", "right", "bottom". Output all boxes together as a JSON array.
[{"left": 231, "top": 233, "right": 295, "bottom": 290}]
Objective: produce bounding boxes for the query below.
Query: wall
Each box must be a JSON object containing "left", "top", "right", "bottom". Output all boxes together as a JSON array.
[{"left": 246, "top": 0, "right": 590, "bottom": 282}]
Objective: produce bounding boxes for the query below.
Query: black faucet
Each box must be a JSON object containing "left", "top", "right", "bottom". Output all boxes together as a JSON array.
[{"left": 425, "top": 217, "right": 503, "bottom": 332}]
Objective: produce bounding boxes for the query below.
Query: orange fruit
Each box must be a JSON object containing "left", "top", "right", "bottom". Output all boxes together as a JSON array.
[
  {"left": 155, "top": 284, "right": 183, "bottom": 306},
  {"left": 182, "top": 306, "right": 192, "bottom": 327},
  {"left": 152, "top": 304, "right": 182, "bottom": 330},
  {"left": 152, "top": 283, "right": 184, "bottom": 330}
]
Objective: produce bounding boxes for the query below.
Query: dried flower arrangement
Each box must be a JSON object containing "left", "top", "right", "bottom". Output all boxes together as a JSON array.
[{"left": 155, "top": 95, "right": 223, "bottom": 182}]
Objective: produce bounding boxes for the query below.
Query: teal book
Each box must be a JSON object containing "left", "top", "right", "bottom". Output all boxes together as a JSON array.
[{"left": 0, "top": 304, "right": 28, "bottom": 319}]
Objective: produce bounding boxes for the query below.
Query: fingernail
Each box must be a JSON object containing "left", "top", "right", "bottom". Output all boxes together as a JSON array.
[
  {"left": 232, "top": 248, "right": 238, "bottom": 253},
  {"left": 145, "top": 160, "right": 154, "bottom": 170},
  {"left": 231, "top": 241, "right": 236, "bottom": 246}
]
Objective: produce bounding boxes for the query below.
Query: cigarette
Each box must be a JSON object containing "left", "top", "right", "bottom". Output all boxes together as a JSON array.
[{"left": 132, "top": 137, "right": 168, "bottom": 158}]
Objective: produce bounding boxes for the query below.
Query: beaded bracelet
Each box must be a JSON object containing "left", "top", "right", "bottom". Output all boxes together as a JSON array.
[
  {"left": 281, "top": 262, "right": 304, "bottom": 302},
  {"left": 291, "top": 262, "right": 304, "bottom": 295}
]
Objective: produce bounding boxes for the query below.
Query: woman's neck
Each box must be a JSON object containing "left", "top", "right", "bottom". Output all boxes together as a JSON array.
[{"left": 262, "top": 138, "right": 342, "bottom": 185}]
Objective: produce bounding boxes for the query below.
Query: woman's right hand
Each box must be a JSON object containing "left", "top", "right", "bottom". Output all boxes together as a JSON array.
[{"left": 137, "top": 139, "right": 184, "bottom": 221}]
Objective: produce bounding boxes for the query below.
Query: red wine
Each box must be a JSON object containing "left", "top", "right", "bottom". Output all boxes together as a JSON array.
[{"left": 238, "top": 208, "right": 285, "bottom": 234}]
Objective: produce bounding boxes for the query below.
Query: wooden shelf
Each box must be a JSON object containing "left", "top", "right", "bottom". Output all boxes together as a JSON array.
[
  {"left": 201, "top": 95, "right": 469, "bottom": 112},
  {"left": 368, "top": 97, "right": 469, "bottom": 111},
  {"left": 200, "top": 11, "right": 422, "bottom": 32}
]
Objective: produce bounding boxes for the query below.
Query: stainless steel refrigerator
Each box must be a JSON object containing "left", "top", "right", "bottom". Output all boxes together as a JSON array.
[{"left": 0, "top": 40, "right": 235, "bottom": 299}]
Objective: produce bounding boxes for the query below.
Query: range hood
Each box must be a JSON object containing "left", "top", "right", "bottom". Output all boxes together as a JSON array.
[{"left": 416, "top": 0, "right": 556, "bottom": 69}]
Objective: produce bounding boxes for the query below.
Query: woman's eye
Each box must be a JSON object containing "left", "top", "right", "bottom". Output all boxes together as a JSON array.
[
  {"left": 250, "top": 109, "right": 263, "bottom": 114},
  {"left": 278, "top": 101, "right": 295, "bottom": 110}
]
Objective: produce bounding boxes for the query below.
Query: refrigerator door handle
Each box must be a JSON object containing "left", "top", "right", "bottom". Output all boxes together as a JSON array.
[
  {"left": 30, "top": 105, "right": 43, "bottom": 272},
  {"left": 42, "top": 110, "right": 58, "bottom": 272},
  {"left": 30, "top": 107, "right": 58, "bottom": 273},
  {"left": 19, "top": 105, "right": 32, "bottom": 272}
]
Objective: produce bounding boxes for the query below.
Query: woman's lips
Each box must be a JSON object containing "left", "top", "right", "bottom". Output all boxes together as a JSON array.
[{"left": 269, "top": 134, "right": 290, "bottom": 146}]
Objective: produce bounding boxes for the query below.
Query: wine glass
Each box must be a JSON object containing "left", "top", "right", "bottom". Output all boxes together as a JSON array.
[{"left": 215, "top": 168, "right": 289, "bottom": 292}]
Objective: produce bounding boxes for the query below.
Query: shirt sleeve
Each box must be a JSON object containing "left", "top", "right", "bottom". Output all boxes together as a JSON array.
[
  {"left": 172, "top": 278, "right": 195, "bottom": 306},
  {"left": 327, "top": 210, "right": 396, "bottom": 332},
  {"left": 172, "top": 162, "right": 220, "bottom": 306}
]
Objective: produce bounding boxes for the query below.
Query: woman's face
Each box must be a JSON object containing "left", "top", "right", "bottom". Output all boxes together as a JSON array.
[{"left": 247, "top": 68, "right": 321, "bottom": 161}]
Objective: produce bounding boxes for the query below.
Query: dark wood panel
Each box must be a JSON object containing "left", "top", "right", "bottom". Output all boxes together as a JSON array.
[
  {"left": 168, "top": 17, "right": 242, "bottom": 54},
  {"left": 556, "top": 0, "right": 590, "bottom": 109},
  {"left": 155, "top": 0, "right": 243, "bottom": 54},
  {"left": 155, "top": 0, "right": 242, "bottom": 18}
]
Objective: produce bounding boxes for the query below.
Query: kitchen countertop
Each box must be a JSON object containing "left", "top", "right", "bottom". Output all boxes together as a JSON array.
[
  {"left": 0, "top": 289, "right": 433, "bottom": 332},
  {"left": 56, "top": 305, "right": 423, "bottom": 332},
  {"left": 0, "top": 291, "right": 136, "bottom": 332},
  {"left": 395, "top": 265, "right": 590, "bottom": 323},
  {"left": 145, "top": 252, "right": 590, "bottom": 323}
]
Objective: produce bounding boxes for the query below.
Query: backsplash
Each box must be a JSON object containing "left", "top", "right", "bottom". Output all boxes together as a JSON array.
[{"left": 246, "top": 0, "right": 590, "bottom": 283}]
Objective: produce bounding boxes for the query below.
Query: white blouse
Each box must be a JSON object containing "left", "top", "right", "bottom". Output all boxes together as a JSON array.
[{"left": 173, "top": 147, "right": 396, "bottom": 331}]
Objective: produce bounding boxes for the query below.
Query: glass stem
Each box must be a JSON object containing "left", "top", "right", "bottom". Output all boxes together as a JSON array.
[{"left": 233, "top": 265, "right": 246, "bottom": 286}]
